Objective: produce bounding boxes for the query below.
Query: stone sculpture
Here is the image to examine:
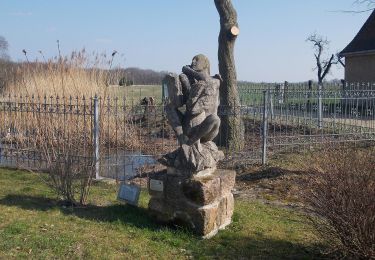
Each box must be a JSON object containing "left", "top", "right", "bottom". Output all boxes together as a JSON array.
[
  {"left": 148, "top": 55, "right": 235, "bottom": 238},
  {"left": 160, "top": 54, "right": 224, "bottom": 174}
]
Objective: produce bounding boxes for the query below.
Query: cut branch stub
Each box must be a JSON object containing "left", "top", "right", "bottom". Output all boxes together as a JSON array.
[{"left": 230, "top": 26, "right": 240, "bottom": 36}]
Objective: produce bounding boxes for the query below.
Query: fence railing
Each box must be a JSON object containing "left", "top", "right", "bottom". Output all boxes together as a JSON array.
[{"left": 0, "top": 86, "right": 374, "bottom": 181}]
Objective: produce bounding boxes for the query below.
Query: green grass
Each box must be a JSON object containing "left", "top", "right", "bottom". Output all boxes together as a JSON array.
[
  {"left": 108, "top": 85, "right": 163, "bottom": 105},
  {"left": 106, "top": 84, "right": 339, "bottom": 109},
  {"left": 0, "top": 168, "right": 325, "bottom": 259}
]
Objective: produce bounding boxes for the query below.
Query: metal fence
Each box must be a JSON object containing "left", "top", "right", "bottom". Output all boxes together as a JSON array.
[
  {"left": 0, "top": 84, "right": 374, "bottom": 181},
  {"left": 0, "top": 95, "right": 95, "bottom": 171}
]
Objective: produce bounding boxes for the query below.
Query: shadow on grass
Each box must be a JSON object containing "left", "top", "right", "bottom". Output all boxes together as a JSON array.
[
  {"left": 0, "top": 194, "right": 159, "bottom": 231},
  {"left": 237, "top": 167, "right": 306, "bottom": 182},
  {"left": 192, "top": 233, "right": 326, "bottom": 259},
  {"left": 0, "top": 194, "right": 327, "bottom": 258}
]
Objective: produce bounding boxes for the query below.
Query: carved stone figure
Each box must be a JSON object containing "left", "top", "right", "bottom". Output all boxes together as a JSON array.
[
  {"left": 160, "top": 54, "right": 224, "bottom": 174},
  {"left": 149, "top": 55, "right": 235, "bottom": 238}
]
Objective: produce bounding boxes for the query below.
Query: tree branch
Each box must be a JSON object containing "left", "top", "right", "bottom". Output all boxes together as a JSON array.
[
  {"left": 321, "top": 54, "right": 335, "bottom": 80},
  {"left": 307, "top": 33, "right": 337, "bottom": 83},
  {"left": 334, "top": 0, "right": 375, "bottom": 13}
]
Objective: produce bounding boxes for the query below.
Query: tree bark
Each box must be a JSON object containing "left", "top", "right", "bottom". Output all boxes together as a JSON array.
[{"left": 214, "top": 0, "right": 244, "bottom": 150}]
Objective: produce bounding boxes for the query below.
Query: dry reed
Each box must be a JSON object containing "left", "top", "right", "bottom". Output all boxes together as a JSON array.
[{"left": 4, "top": 49, "right": 120, "bottom": 98}]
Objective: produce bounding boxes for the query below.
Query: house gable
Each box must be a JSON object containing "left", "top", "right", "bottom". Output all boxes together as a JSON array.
[{"left": 341, "top": 10, "right": 375, "bottom": 56}]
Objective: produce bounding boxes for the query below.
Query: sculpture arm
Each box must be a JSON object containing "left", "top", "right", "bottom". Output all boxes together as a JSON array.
[
  {"left": 165, "top": 103, "right": 188, "bottom": 145},
  {"left": 182, "top": 66, "right": 209, "bottom": 81},
  {"left": 179, "top": 73, "right": 191, "bottom": 103}
]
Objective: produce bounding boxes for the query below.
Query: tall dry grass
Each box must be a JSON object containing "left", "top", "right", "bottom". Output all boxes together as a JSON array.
[
  {"left": 4, "top": 49, "right": 120, "bottom": 98},
  {"left": 0, "top": 49, "right": 147, "bottom": 164}
]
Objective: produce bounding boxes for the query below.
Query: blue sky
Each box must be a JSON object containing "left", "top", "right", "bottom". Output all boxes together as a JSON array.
[{"left": 0, "top": 0, "right": 372, "bottom": 82}]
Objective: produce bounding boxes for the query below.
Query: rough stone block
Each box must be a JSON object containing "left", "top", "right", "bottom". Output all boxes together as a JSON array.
[
  {"left": 195, "top": 203, "right": 219, "bottom": 237},
  {"left": 182, "top": 175, "right": 221, "bottom": 205},
  {"left": 164, "top": 175, "right": 186, "bottom": 203},
  {"left": 218, "top": 170, "right": 236, "bottom": 196},
  {"left": 148, "top": 198, "right": 172, "bottom": 223},
  {"left": 217, "top": 193, "right": 234, "bottom": 229},
  {"left": 148, "top": 168, "right": 236, "bottom": 239}
]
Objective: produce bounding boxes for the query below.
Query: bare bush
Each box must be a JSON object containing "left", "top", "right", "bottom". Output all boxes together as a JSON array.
[
  {"left": 44, "top": 153, "right": 94, "bottom": 206},
  {"left": 36, "top": 116, "right": 95, "bottom": 206},
  {"left": 300, "top": 147, "right": 375, "bottom": 259}
]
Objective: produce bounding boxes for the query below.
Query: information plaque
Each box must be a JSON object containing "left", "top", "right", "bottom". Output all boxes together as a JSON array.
[
  {"left": 117, "top": 183, "right": 140, "bottom": 206},
  {"left": 149, "top": 179, "right": 164, "bottom": 192}
]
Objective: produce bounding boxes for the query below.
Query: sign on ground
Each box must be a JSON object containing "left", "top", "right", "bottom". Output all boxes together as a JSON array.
[{"left": 117, "top": 183, "right": 140, "bottom": 206}]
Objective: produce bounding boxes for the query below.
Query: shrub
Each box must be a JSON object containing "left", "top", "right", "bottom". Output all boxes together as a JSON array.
[
  {"left": 38, "top": 125, "right": 95, "bottom": 206},
  {"left": 300, "top": 147, "right": 375, "bottom": 259},
  {"left": 44, "top": 153, "right": 94, "bottom": 206},
  {"left": 31, "top": 108, "right": 96, "bottom": 206}
]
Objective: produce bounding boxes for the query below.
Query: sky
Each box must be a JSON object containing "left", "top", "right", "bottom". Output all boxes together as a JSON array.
[{"left": 0, "top": 0, "right": 372, "bottom": 82}]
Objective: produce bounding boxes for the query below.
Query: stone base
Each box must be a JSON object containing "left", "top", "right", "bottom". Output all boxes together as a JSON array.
[{"left": 148, "top": 169, "right": 236, "bottom": 238}]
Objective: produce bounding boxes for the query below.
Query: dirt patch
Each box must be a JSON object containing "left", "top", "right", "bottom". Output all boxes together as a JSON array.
[
  {"left": 129, "top": 162, "right": 310, "bottom": 211},
  {"left": 234, "top": 166, "right": 308, "bottom": 210}
]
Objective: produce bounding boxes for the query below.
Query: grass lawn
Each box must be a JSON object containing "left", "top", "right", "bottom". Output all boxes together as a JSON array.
[
  {"left": 0, "top": 168, "right": 325, "bottom": 259},
  {"left": 108, "top": 85, "right": 163, "bottom": 105}
]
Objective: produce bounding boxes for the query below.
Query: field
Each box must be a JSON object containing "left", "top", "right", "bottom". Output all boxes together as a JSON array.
[
  {"left": 108, "top": 85, "right": 163, "bottom": 104},
  {"left": 0, "top": 167, "right": 325, "bottom": 259}
]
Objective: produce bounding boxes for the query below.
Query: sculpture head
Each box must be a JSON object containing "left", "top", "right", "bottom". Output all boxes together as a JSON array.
[{"left": 191, "top": 54, "right": 210, "bottom": 75}]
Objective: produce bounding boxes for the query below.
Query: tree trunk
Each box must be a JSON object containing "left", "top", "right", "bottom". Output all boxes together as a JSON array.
[{"left": 214, "top": 0, "right": 244, "bottom": 150}]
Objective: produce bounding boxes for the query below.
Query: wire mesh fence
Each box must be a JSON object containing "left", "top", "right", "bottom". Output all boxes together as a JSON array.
[{"left": 0, "top": 82, "right": 374, "bottom": 181}]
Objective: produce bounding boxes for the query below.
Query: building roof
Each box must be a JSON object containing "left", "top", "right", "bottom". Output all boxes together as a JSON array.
[{"left": 341, "top": 9, "right": 375, "bottom": 56}]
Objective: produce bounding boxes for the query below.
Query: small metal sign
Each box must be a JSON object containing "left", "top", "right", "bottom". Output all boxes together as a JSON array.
[
  {"left": 117, "top": 183, "right": 140, "bottom": 206},
  {"left": 149, "top": 179, "right": 164, "bottom": 192}
]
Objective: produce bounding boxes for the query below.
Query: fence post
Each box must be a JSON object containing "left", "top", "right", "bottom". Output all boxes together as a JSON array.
[
  {"left": 262, "top": 90, "right": 269, "bottom": 165},
  {"left": 284, "top": 81, "right": 289, "bottom": 103},
  {"left": 318, "top": 83, "right": 323, "bottom": 129},
  {"left": 93, "top": 95, "right": 100, "bottom": 179},
  {"left": 269, "top": 86, "right": 274, "bottom": 120},
  {"left": 307, "top": 80, "right": 312, "bottom": 112}
]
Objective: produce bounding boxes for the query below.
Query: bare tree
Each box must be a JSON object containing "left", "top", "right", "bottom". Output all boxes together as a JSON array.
[
  {"left": 306, "top": 33, "right": 338, "bottom": 85},
  {"left": 355, "top": 0, "right": 375, "bottom": 11},
  {"left": 0, "top": 36, "right": 11, "bottom": 92},
  {"left": 214, "top": 0, "right": 244, "bottom": 150},
  {"left": 0, "top": 36, "right": 10, "bottom": 61},
  {"left": 357, "top": 0, "right": 375, "bottom": 4},
  {"left": 340, "top": 1, "right": 375, "bottom": 13}
]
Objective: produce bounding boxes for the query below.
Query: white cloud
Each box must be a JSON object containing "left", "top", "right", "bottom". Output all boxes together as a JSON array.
[{"left": 9, "top": 11, "right": 33, "bottom": 17}]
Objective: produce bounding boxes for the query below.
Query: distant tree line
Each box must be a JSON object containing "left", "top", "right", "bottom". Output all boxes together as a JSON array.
[{"left": 110, "top": 67, "right": 168, "bottom": 86}]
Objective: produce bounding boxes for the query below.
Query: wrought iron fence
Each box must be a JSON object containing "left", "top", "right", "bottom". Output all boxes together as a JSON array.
[
  {"left": 0, "top": 84, "right": 374, "bottom": 181},
  {"left": 0, "top": 93, "right": 97, "bottom": 181}
]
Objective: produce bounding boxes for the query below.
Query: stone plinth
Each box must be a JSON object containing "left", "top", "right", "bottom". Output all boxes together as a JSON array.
[{"left": 148, "top": 169, "right": 236, "bottom": 239}]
